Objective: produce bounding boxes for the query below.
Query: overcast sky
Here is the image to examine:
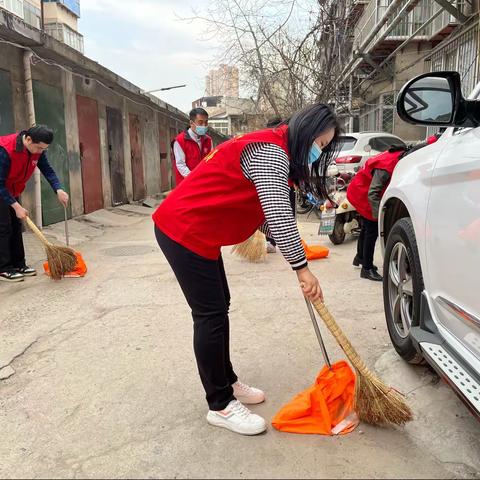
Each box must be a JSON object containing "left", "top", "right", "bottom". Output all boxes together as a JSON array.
[{"left": 78, "top": 0, "right": 219, "bottom": 113}]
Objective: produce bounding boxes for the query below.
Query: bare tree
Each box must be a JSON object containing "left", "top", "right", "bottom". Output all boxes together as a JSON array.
[{"left": 189, "top": 0, "right": 358, "bottom": 118}]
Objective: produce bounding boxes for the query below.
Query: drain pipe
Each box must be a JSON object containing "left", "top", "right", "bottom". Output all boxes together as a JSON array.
[{"left": 23, "top": 50, "right": 42, "bottom": 228}]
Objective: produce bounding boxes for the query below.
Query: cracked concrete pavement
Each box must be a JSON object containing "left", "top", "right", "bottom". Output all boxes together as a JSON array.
[{"left": 1, "top": 206, "right": 480, "bottom": 479}]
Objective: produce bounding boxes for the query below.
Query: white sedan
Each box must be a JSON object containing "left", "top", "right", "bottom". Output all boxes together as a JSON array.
[{"left": 336, "top": 132, "right": 406, "bottom": 173}]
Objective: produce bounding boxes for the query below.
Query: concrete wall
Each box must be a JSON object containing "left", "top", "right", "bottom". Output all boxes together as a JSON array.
[{"left": 0, "top": 41, "right": 205, "bottom": 223}]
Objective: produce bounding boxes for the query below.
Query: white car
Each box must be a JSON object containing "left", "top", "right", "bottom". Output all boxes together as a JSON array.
[
  {"left": 380, "top": 71, "right": 480, "bottom": 417},
  {"left": 336, "top": 132, "right": 406, "bottom": 173}
]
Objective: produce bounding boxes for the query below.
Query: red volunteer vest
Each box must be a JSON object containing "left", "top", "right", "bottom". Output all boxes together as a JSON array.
[
  {"left": 154, "top": 125, "right": 290, "bottom": 259},
  {"left": 174, "top": 131, "right": 213, "bottom": 186},
  {"left": 347, "top": 149, "right": 404, "bottom": 221},
  {"left": 0, "top": 133, "right": 41, "bottom": 197}
]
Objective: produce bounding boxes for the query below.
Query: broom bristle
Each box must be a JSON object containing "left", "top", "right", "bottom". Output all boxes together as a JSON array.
[
  {"left": 313, "top": 301, "right": 413, "bottom": 426},
  {"left": 355, "top": 369, "right": 413, "bottom": 425},
  {"left": 46, "top": 245, "right": 77, "bottom": 280},
  {"left": 231, "top": 231, "right": 266, "bottom": 262}
]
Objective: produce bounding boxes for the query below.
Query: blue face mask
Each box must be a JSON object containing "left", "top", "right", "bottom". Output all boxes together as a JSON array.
[
  {"left": 195, "top": 125, "right": 208, "bottom": 136},
  {"left": 308, "top": 142, "right": 323, "bottom": 165}
]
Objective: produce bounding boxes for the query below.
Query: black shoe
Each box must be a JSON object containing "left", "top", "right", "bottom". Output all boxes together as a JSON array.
[
  {"left": 14, "top": 266, "right": 36, "bottom": 277},
  {"left": 354, "top": 257, "right": 379, "bottom": 271},
  {"left": 0, "top": 271, "right": 25, "bottom": 283},
  {"left": 353, "top": 256, "right": 362, "bottom": 267},
  {"left": 361, "top": 268, "right": 383, "bottom": 282}
]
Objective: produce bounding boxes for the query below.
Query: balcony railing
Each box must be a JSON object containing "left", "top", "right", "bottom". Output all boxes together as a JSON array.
[
  {"left": 354, "top": 0, "right": 468, "bottom": 52},
  {"left": 45, "top": 22, "right": 84, "bottom": 53}
]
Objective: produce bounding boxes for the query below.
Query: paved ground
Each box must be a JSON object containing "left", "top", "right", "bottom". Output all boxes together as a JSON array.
[{"left": 1, "top": 207, "right": 479, "bottom": 479}]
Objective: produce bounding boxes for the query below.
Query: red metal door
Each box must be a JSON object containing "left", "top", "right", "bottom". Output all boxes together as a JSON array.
[
  {"left": 76, "top": 95, "right": 104, "bottom": 214},
  {"left": 129, "top": 114, "right": 145, "bottom": 201}
]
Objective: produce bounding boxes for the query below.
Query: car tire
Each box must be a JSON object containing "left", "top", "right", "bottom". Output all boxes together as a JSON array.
[
  {"left": 383, "top": 217, "right": 424, "bottom": 364},
  {"left": 329, "top": 216, "right": 346, "bottom": 245}
]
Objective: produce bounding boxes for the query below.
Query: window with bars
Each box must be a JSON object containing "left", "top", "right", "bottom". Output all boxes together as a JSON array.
[
  {"left": 426, "top": 23, "right": 479, "bottom": 97},
  {"left": 359, "top": 92, "right": 396, "bottom": 133}
]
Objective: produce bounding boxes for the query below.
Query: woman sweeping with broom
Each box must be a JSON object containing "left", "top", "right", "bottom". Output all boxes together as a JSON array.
[{"left": 153, "top": 103, "right": 340, "bottom": 436}]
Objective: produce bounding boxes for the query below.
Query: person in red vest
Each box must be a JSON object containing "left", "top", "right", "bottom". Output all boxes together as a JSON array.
[
  {"left": 173, "top": 107, "right": 213, "bottom": 186},
  {"left": 347, "top": 134, "right": 439, "bottom": 282},
  {"left": 153, "top": 103, "right": 341, "bottom": 436},
  {"left": 0, "top": 126, "right": 69, "bottom": 283}
]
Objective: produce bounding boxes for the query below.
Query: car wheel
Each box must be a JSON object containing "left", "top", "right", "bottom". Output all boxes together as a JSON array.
[
  {"left": 329, "top": 216, "right": 346, "bottom": 245},
  {"left": 383, "top": 217, "right": 424, "bottom": 364}
]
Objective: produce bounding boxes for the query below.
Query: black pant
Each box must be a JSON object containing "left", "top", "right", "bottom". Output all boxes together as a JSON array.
[
  {"left": 267, "top": 187, "right": 296, "bottom": 246},
  {"left": 0, "top": 199, "right": 26, "bottom": 272},
  {"left": 155, "top": 226, "right": 237, "bottom": 411},
  {"left": 357, "top": 216, "right": 378, "bottom": 270}
]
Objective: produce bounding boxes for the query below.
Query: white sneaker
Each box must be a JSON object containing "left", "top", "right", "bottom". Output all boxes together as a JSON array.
[
  {"left": 233, "top": 380, "right": 265, "bottom": 404},
  {"left": 207, "top": 400, "right": 266, "bottom": 436},
  {"left": 266, "top": 242, "right": 276, "bottom": 254}
]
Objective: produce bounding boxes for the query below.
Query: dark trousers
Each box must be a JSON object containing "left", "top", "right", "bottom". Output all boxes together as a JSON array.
[
  {"left": 0, "top": 199, "right": 26, "bottom": 272},
  {"left": 357, "top": 217, "right": 379, "bottom": 270},
  {"left": 267, "top": 187, "right": 296, "bottom": 246},
  {"left": 155, "top": 226, "right": 237, "bottom": 411}
]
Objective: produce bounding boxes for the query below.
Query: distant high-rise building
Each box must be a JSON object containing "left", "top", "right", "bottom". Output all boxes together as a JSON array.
[
  {"left": 0, "top": 0, "right": 83, "bottom": 52},
  {"left": 205, "top": 65, "right": 239, "bottom": 98}
]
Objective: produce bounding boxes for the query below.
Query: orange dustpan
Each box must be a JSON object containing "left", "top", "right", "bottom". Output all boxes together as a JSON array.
[
  {"left": 43, "top": 207, "right": 87, "bottom": 278},
  {"left": 272, "top": 299, "right": 358, "bottom": 435},
  {"left": 301, "top": 240, "right": 329, "bottom": 261}
]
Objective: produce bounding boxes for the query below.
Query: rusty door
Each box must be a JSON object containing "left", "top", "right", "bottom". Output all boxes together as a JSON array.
[
  {"left": 159, "top": 125, "right": 169, "bottom": 192},
  {"left": 129, "top": 114, "right": 145, "bottom": 200},
  {"left": 106, "top": 107, "right": 127, "bottom": 206},
  {"left": 76, "top": 95, "right": 103, "bottom": 213}
]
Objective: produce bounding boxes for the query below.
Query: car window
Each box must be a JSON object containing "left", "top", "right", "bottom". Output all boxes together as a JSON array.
[
  {"left": 338, "top": 136, "right": 358, "bottom": 152},
  {"left": 369, "top": 136, "right": 406, "bottom": 152}
]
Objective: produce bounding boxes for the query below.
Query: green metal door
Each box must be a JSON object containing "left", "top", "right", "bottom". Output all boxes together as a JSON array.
[
  {"left": 33, "top": 81, "right": 71, "bottom": 225},
  {"left": 0, "top": 69, "right": 14, "bottom": 135}
]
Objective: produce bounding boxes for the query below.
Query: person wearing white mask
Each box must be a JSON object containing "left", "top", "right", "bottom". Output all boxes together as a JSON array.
[{"left": 172, "top": 108, "right": 213, "bottom": 186}]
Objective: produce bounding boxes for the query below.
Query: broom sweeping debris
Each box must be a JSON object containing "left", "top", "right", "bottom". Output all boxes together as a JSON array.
[
  {"left": 312, "top": 300, "right": 413, "bottom": 426},
  {"left": 25, "top": 216, "right": 77, "bottom": 280},
  {"left": 231, "top": 231, "right": 267, "bottom": 262}
]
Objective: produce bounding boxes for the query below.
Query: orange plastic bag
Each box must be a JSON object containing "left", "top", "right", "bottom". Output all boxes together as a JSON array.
[
  {"left": 302, "top": 240, "right": 329, "bottom": 261},
  {"left": 43, "top": 252, "right": 87, "bottom": 278},
  {"left": 272, "top": 360, "right": 359, "bottom": 435}
]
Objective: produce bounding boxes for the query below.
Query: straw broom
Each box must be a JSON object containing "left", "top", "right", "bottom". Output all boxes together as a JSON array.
[
  {"left": 231, "top": 231, "right": 267, "bottom": 263},
  {"left": 312, "top": 300, "right": 413, "bottom": 426},
  {"left": 25, "top": 217, "right": 77, "bottom": 280}
]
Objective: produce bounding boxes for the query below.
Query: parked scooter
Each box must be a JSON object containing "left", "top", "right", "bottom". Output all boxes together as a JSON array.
[{"left": 319, "top": 166, "right": 361, "bottom": 245}]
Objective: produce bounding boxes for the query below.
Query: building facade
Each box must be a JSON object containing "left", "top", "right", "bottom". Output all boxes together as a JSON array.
[
  {"left": 0, "top": 0, "right": 83, "bottom": 52},
  {"left": 335, "top": 0, "right": 479, "bottom": 142},
  {"left": 205, "top": 65, "right": 239, "bottom": 98}
]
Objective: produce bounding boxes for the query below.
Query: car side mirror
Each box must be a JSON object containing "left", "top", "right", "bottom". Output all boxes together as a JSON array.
[{"left": 397, "top": 71, "right": 480, "bottom": 128}]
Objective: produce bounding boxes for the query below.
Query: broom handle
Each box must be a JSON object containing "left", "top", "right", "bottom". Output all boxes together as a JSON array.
[
  {"left": 305, "top": 298, "right": 331, "bottom": 368},
  {"left": 64, "top": 207, "right": 70, "bottom": 247},
  {"left": 25, "top": 216, "right": 52, "bottom": 247},
  {"left": 312, "top": 300, "right": 374, "bottom": 380}
]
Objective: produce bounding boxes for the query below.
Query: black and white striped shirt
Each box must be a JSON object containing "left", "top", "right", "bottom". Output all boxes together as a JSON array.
[{"left": 240, "top": 143, "right": 307, "bottom": 271}]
